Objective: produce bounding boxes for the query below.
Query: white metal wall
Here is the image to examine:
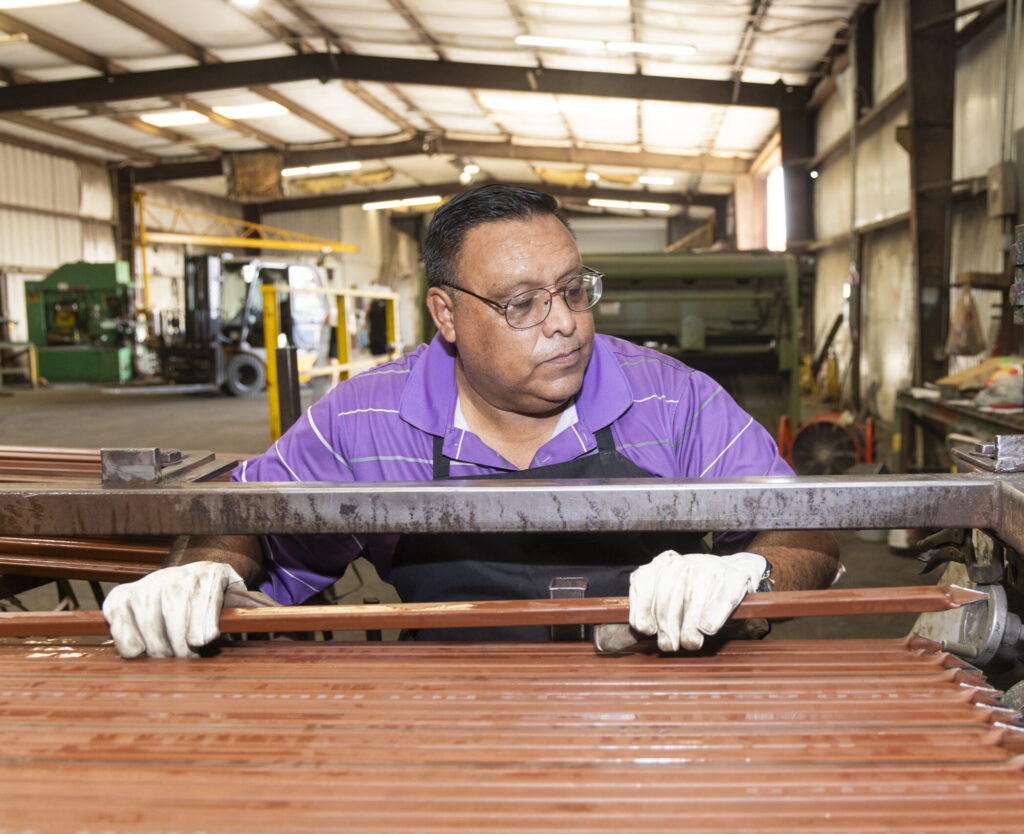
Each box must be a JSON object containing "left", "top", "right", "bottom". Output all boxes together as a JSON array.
[
  {"left": 811, "top": 0, "right": 915, "bottom": 424},
  {"left": 862, "top": 224, "right": 914, "bottom": 419},
  {"left": 0, "top": 140, "right": 117, "bottom": 342},
  {"left": 873, "top": 0, "right": 907, "bottom": 102}
]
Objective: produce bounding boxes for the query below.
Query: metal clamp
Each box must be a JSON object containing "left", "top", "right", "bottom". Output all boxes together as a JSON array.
[
  {"left": 952, "top": 434, "right": 1024, "bottom": 473},
  {"left": 100, "top": 448, "right": 236, "bottom": 486}
]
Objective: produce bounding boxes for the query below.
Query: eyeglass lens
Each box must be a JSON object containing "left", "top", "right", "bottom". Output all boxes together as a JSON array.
[{"left": 505, "top": 274, "right": 600, "bottom": 328}]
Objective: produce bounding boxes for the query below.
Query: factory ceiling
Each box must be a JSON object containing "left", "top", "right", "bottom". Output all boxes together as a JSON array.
[{"left": 0, "top": 0, "right": 861, "bottom": 214}]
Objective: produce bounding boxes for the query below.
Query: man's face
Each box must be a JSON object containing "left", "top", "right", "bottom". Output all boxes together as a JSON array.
[{"left": 432, "top": 213, "right": 595, "bottom": 416}]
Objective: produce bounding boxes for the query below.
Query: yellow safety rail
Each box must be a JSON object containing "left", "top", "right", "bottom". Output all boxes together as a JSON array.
[
  {"left": 261, "top": 283, "right": 400, "bottom": 441},
  {"left": 132, "top": 191, "right": 358, "bottom": 311}
]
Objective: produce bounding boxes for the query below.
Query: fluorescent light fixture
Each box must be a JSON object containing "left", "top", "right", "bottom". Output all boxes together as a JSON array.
[
  {"left": 281, "top": 161, "right": 362, "bottom": 177},
  {"left": 809, "top": 169, "right": 819, "bottom": 179},
  {"left": 139, "top": 110, "right": 209, "bottom": 127},
  {"left": 588, "top": 198, "right": 671, "bottom": 212},
  {"left": 515, "top": 35, "right": 604, "bottom": 50},
  {"left": 584, "top": 172, "right": 599, "bottom": 182},
  {"left": 637, "top": 175, "right": 675, "bottom": 186},
  {"left": 213, "top": 102, "right": 289, "bottom": 120},
  {"left": 463, "top": 163, "right": 480, "bottom": 175},
  {"left": 0, "top": 0, "right": 79, "bottom": 8},
  {"left": 606, "top": 41, "right": 696, "bottom": 56},
  {"left": 363, "top": 195, "right": 442, "bottom": 211}
]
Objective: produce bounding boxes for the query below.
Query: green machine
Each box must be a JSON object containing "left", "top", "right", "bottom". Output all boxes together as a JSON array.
[
  {"left": 25, "top": 262, "right": 134, "bottom": 383},
  {"left": 587, "top": 252, "right": 801, "bottom": 432}
]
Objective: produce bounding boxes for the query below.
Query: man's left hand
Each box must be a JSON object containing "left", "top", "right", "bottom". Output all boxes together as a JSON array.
[{"left": 628, "top": 551, "right": 768, "bottom": 652}]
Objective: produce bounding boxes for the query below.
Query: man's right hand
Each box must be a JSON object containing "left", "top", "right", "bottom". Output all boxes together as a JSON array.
[{"left": 102, "top": 561, "right": 247, "bottom": 658}]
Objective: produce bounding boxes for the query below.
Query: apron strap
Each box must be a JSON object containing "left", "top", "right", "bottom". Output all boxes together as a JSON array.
[
  {"left": 432, "top": 434, "right": 449, "bottom": 480},
  {"left": 594, "top": 425, "right": 616, "bottom": 454}
]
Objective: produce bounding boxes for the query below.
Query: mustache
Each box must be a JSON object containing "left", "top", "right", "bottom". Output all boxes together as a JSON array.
[{"left": 541, "top": 342, "right": 583, "bottom": 361}]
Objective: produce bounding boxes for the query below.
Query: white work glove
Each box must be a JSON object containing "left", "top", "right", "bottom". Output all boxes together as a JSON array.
[
  {"left": 102, "top": 561, "right": 248, "bottom": 659},
  {"left": 629, "top": 551, "right": 768, "bottom": 652}
]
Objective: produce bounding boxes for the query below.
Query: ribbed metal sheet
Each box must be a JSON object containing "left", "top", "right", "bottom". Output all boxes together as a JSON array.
[{"left": 1, "top": 637, "right": 1021, "bottom": 832}]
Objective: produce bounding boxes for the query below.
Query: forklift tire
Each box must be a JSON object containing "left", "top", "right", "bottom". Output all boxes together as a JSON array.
[{"left": 224, "top": 353, "right": 265, "bottom": 397}]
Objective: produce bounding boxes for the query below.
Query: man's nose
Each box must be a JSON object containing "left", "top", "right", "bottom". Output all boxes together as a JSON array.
[{"left": 541, "top": 290, "right": 577, "bottom": 337}]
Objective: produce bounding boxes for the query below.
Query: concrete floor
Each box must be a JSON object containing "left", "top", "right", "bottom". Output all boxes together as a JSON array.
[{"left": 2, "top": 381, "right": 933, "bottom": 641}]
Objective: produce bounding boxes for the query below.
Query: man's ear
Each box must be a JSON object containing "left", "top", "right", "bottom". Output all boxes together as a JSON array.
[{"left": 426, "top": 287, "right": 457, "bottom": 343}]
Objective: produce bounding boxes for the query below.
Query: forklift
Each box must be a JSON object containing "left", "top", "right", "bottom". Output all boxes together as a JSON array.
[{"left": 160, "top": 255, "right": 327, "bottom": 396}]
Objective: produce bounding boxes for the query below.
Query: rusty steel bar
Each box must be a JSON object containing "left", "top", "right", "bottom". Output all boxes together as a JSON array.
[
  {"left": 0, "top": 473, "right": 1004, "bottom": 537},
  {"left": 0, "top": 638, "right": 1022, "bottom": 832},
  {"left": 0, "top": 586, "right": 986, "bottom": 638}
]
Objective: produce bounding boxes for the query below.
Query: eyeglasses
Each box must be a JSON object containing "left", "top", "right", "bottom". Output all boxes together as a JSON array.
[{"left": 441, "top": 268, "right": 603, "bottom": 329}]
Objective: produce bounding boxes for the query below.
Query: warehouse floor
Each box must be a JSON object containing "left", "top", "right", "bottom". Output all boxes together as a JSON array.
[{"left": 2, "top": 382, "right": 934, "bottom": 641}]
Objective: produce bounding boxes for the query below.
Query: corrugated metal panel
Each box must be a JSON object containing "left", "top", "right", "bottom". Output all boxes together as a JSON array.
[
  {"left": 814, "top": 157, "right": 852, "bottom": 240},
  {"left": 261, "top": 206, "right": 342, "bottom": 244},
  {"left": 79, "top": 163, "right": 113, "bottom": 220},
  {"left": 873, "top": 0, "right": 907, "bottom": 102},
  {"left": 0, "top": 209, "right": 82, "bottom": 270},
  {"left": 947, "top": 196, "right": 1005, "bottom": 374},
  {"left": 856, "top": 106, "right": 910, "bottom": 225},
  {"left": 862, "top": 224, "right": 913, "bottom": 420},
  {"left": 813, "top": 243, "right": 853, "bottom": 402},
  {"left": 0, "top": 142, "right": 80, "bottom": 214},
  {"left": 954, "top": 19, "right": 1004, "bottom": 179},
  {"left": 82, "top": 222, "right": 117, "bottom": 262},
  {"left": 816, "top": 68, "right": 852, "bottom": 152}
]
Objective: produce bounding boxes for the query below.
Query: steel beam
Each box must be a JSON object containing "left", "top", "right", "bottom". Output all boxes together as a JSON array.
[
  {"left": 0, "top": 475, "right": 1002, "bottom": 538},
  {"left": 906, "top": 0, "right": 955, "bottom": 386},
  {"left": 779, "top": 90, "right": 814, "bottom": 248},
  {"left": 0, "top": 53, "right": 791, "bottom": 114},
  {"left": 133, "top": 133, "right": 752, "bottom": 184},
  {"left": 251, "top": 180, "right": 727, "bottom": 213}
]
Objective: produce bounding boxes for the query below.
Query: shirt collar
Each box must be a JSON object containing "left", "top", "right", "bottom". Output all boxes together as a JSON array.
[{"left": 399, "top": 332, "right": 634, "bottom": 463}]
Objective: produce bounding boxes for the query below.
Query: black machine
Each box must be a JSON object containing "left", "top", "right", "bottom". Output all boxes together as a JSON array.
[{"left": 159, "top": 255, "right": 326, "bottom": 396}]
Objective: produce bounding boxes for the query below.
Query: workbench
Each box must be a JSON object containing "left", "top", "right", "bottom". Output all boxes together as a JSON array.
[
  {"left": 895, "top": 388, "right": 1024, "bottom": 471},
  {"left": 2, "top": 637, "right": 1022, "bottom": 832}
]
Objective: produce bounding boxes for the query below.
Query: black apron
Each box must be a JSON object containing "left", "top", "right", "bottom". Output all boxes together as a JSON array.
[{"left": 388, "top": 426, "right": 707, "bottom": 640}]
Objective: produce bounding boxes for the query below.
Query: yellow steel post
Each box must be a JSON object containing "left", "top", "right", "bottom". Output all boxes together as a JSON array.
[
  {"left": 335, "top": 295, "right": 350, "bottom": 383},
  {"left": 133, "top": 191, "right": 150, "bottom": 313},
  {"left": 262, "top": 284, "right": 282, "bottom": 441},
  {"left": 385, "top": 295, "right": 398, "bottom": 357}
]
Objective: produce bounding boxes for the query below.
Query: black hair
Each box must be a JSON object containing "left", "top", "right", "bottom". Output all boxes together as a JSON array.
[{"left": 422, "top": 184, "right": 572, "bottom": 290}]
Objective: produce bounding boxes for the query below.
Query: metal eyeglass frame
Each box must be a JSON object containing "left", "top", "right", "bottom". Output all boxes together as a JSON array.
[{"left": 439, "top": 268, "right": 604, "bottom": 329}]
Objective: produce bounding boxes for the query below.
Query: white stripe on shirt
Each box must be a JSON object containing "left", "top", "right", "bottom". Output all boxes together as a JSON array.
[
  {"left": 307, "top": 408, "right": 351, "bottom": 469},
  {"left": 274, "top": 440, "right": 302, "bottom": 481},
  {"left": 336, "top": 407, "right": 400, "bottom": 417},
  {"left": 699, "top": 416, "right": 754, "bottom": 477}
]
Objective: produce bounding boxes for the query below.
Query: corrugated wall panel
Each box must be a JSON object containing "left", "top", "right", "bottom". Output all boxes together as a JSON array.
[
  {"left": 855, "top": 106, "right": 910, "bottom": 225},
  {"left": 814, "top": 156, "right": 852, "bottom": 240},
  {"left": 947, "top": 196, "right": 1006, "bottom": 373},
  {"left": 816, "top": 68, "right": 852, "bottom": 152},
  {"left": 261, "top": 206, "right": 343, "bottom": 244},
  {"left": 873, "top": 0, "right": 907, "bottom": 102},
  {"left": 862, "top": 224, "right": 914, "bottom": 421},
  {"left": 80, "top": 164, "right": 113, "bottom": 220},
  {"left": 0, "top": 143, "right": 80, "bottom": 214},
  {"left": 813, "top": 243, "right": 853, "bottom": 403},
  {"left": 954, "top": 19, "right": 1004, "bottom": 179}
]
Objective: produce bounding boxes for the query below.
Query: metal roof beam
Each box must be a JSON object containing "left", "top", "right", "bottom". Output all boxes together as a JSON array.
[
  {"left": 249, "top": 179, "right": 725, "bottom": 214},
  {"left": 0, "top": 52, "right": 795, "bottom": 113},
  {"left": 134, "top": 132, "right": 751, "bottom": 183}
]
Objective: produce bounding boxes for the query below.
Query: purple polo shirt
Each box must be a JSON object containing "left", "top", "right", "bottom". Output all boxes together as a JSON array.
[{"left": 232, "top": 333, "right": 792, "bottom": 603}]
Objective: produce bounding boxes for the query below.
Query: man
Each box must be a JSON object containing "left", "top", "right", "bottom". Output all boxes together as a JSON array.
[{"left": 104, "top": 184, "right": 838, "bottom": 658}]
